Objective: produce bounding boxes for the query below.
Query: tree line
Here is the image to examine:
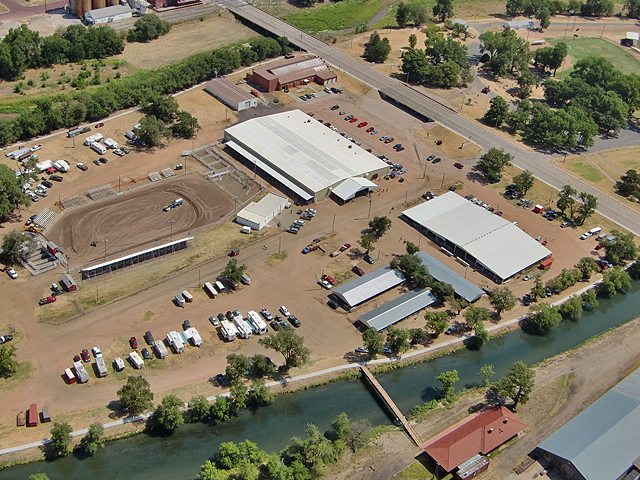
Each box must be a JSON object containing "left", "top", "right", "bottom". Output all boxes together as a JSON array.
[
  {"left": 0, "top": 35, "right": 292, "bottom": 148},
  {"left": 0, "top": 24, "right": 124, "bottom": 80}
]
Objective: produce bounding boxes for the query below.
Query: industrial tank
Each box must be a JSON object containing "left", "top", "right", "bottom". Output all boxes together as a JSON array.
[
  {"left": 106, "top": 0, "right": 119, "bottom": 6},
  {"left": 77, "top": 0, "right": 91, "bottom": 19},
  {"left": 68, "top": 0, "right": 78, "bottom": 15}
]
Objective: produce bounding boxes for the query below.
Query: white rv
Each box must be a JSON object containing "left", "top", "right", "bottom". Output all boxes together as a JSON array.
[
  {"left": 181, "top": 290, "right": 193, "bottom": 302},
  {"left": 114, "top": 357, "right": 125, "bottom": 372},
  {"left": 166, "top": 331, "right": 185, "bottom": 353},
  {"left": 153, "top": 340, "right": 168, "bottom": 359},
  {"left": 247, "top": 310, "right": 268, "bottom": 335},
  {"left": 103, "top": 138, "right": 118, "bottom": 149},
  {"left": 220, "top": 320, "right": 238, "bottom": 341},
  {"left": 174, "top": 294, "right": 185, "bottom": 307},
  {"left": 233, "top": 317, "right": 253, "bottom": 339},
  {"left": 90, "top": 142, "right": 107, "bottom": 155},
  {"left": 185, "top": 327, "right": 202, "bottom": 347},
  {"left": 129, "top": 351, "right": 144, "bottom": 369},
  {"left": 73, "top": 361, "right": 89, "bottom": 383},
  {"left": 215, "top": 281, "right": 225, "bottom": 292},
  {"left": 204, "top": 282, "right": 217, "bottom": 298},
  {"left": 95, "top": 356, "right": 108, "bottom": 377}
]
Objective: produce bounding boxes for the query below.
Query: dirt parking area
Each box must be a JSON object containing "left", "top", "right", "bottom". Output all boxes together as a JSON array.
[{"left": 47, "top": 173, "right": 234, "bottom": 265}]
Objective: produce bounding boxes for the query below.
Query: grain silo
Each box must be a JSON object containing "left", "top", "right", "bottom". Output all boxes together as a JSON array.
[
  {"left": 68, "top": 0, "right": 78, "bottom": 15},
  {"left": 92, "top": 0, "right": 106, "bottom": 9},
  {"left": 106, "top": 0, "right": 119, "bottom": 6},
  {"left": 77, "top": 0, "right": 91, "bottom": 19}
]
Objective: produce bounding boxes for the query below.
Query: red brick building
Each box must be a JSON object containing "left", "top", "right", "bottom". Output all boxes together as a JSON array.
[
  {"left": 246, "top": 57, "right": 337, "bottom": 92},
  {"left": 421, "top": 406, "right": 527, "bottom": 477}
]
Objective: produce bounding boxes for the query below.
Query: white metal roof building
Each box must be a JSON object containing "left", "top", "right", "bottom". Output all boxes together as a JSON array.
[
  {"left": 331, "top": 177, "right": 379, "bottom": 203},
  {"left": 84, "top": 5, "right": 132, "bottom": 25},
  {"left": 224, "top": 110, "right": 389, "bottom": 204},
  {"left": 402, "top": 192, "right": 552, "bottom": 283},
  {"left": 235, "top": 192, "right": 288, "bottom": 231},
  {"left": 536, "top": 366, "right": 640, "bottom": 480},
  {"left": 359, "top": 288, "right": 437, "bottom": 331},
  {"left": 205, "top": 77, "right": 258, "bottom": 111},
  {"left": 332, "top": 266, "right": 406, "bottom": 309},
  {"left": 414, "top": 251, "right": 484, "bottom": 302}
]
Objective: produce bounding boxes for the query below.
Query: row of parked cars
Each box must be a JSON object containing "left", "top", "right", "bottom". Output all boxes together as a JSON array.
[
  {"left": 288, "top": 208, "right": 316, "bottom": 234},
  {"left": 209, "top": 305, "right": 301, "bottom": 330}
]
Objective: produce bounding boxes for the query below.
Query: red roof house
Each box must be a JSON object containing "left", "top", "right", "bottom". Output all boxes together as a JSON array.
[{"left": 421, "top": 405, "right": 527, "bottom": 473}]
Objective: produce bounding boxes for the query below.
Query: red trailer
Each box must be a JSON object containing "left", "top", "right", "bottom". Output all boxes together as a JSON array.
[
  {"left": 539, "top": 258, "right": 555, "bottom": 270},
  {"left": 27, "top": 404, "right": 38, "bottom": 427},
  {"left": 64, "top": 368, "right": 76, "bottom": 384}
]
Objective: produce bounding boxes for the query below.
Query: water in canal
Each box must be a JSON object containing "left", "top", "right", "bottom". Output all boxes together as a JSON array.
[{"left": 3, "top": 280, "right": 639, "bottom": 480}]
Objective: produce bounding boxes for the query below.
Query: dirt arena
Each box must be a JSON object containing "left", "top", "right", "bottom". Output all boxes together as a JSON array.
[{"left": 46, "top": 173, "right": 234, "bottom": 265}]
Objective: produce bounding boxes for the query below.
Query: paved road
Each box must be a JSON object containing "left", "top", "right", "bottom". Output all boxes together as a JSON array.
[{"left": 215, "top": 0, "right": 640, "bottom": 235}]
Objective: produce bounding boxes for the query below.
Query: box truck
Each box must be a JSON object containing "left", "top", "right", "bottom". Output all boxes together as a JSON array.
[
  {"left": 95, "top": 356, "right": 108, "bottom": 377},
  {"left": 247, "top": 311, "right": 268, "bottom": 334},
  {"left": 220, "top": 320, "right": 238, "bottom": 341},
  {"left": 166, "top": 331, "right": 185, "bottom": 353},
  {"left": 153, "top": 340, "right": 168, "bottom": 359},
  {"left": 129, "top": 351, "right": 144, "bottom": 369},
  {"left": 64, "top": 368, "right": 76, "bottom": 384},
  {"left": 73, "top": 361, "right": 89, "bottom": 383}
]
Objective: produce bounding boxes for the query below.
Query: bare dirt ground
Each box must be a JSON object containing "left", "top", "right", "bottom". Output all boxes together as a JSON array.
[
  {"left": 113, "top": 11, "right": 257, "bottom": 70},
  {"left": 46, "top": 173, "right": 233, "bottom": 265},
  {"left": 0, "top": 46, "right": 630, "bottom": 466}
]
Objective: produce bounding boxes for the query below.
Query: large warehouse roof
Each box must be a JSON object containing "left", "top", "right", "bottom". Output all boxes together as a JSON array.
[
  {"left": 538, "top": 366, "right": 640, "bottom": 480},
  {"left": 225, "top": 110, "right": 388, "bottom": 195},
  {"left": 414, "top": 251, "right": 484, "bottom": 302},
  {"left": 359, "top": 288, "right": 437, "bottom": 331},
  {"left": 333, "top": 266, "right": 406, "bottom": 308},
  {"left": 403, "top": 192, "right": 552, "bottom": 281}
]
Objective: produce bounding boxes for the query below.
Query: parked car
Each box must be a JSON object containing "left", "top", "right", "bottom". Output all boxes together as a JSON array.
[
  {"left": 49, "top": 175, "right": 63, "bottom": 182},
  {"left": 145, "top": 331, "right": 154, "bottom": 344},
  {"left": 130, "top": 337, "right": 138, "bottom": 349},
  {"left": 209, "top": 315, "right": 220, "bottom": 326},
  {"left": 42, "top": 180, "right": 54, "bottom": 188},
  {"left": 427, "top": 154, "right": 435, "bottom": 162},
  {"left": 141, "top": 348, "right": 151, "bottom": 360},
  {"left": 318, "top": 279, "right": 333, "bottom": 289},
  {"left": 30, "top": 144, "right": 42, "bottom": 152},
  {"left": 331, "top": 105, "right": 340, "bottom": 110},
  {"left": 95, "top": 123, "right": 104, "bottom": 128},
  {"left": 76, "top": 163, "right": 88, "bottom": 171},
  {"left": 445, "top": 325, "right": 458, "bottom": 335},
  {"left": 280, "top": 306, "right": 290, "bottom": 317},
  {"left": 344, "top": 115, "right": 353, "bottom": 120},
  {"left": 321, "top": 274, "right": 336, "bottom": 285},
  {"left": 383, "top": 347, "right": 393, "bottom": 355},
  {"left": 182, "top": 320, "right": 191, "bottom": 330},
  {"left": 363, "top": 254, "right": 375, "bottom": 264},
  {"left": 270, "top": 320, "right": 280, "bottom": 331},
  {"left": 352, "top": 266, "right": 365, "bottom": 276},
  {"left": 92, "top": 346, "right": 102, "bottom": 357},
  {"left": 454, "top": 162, "right": 464, "bottom": 169},
  {"left": 81, "top": 349, "right": 91, "bottom": 362},
  {"left": 93, "top": 159, "right": 101, "bottom": 166},
  {"left": 328, "top": 300, "right": 339, "bottom": 309},
  {"left": 357, "top": 122, "right": 368, "bottom": 128},
  {"left": 384, "top": 137, "right": 394, "bottom": 144},
  {"left": 121, "top": 147, "right": 131, "bottom": 154},
  {"left": 339, "top": 111, "right": 346, "bottom": 115},
  {"left": 261, "top": 308, "right": 273, "bottom": 321},
  {"left": 289, "top": 315, "right": 301, "bottom": 327},
  {"left": 523, "top": 274, "right": 533, "bottom": 281},
  {"left": 113, "top": 149, "right": 125, "bottom": 156},
  {"left": 217, "top": 312, "right": 226, "bottom": 324},
  {"left": 366, "top": 127, "right": 375, "bottom": 133},
  {"left": 99, "top": 157, "right": 108, "bottom": 164},
  {"left": 433, "top": 157, "right": 441, "bottom": 164},
  {"left": 6, "top": 268, "right": 17, "bottom": 279},
  {"left": 355, "top": 347, "right": 369, "bottom": 354}
]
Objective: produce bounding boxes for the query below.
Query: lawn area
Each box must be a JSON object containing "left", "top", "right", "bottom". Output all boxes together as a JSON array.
[
  {"left": 549, "top": 37, "right": 640, "bottom": 78},
  {"left": 283, "top": 0, "right": 382, "bottom": 33}
]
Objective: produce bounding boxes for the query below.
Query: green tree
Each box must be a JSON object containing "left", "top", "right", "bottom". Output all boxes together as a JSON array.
[
  {"left": 154, "top": 394, "right": 184, "bottom": 432},
  {"left": 558, "top": 296, "right": 584, "bottom": 320},
  {"left": 476, "top": 147, "right": 512, "bottom": 179},
  {"left": 217, "top": 441, "right": 242, "bottom": 469},
  {"left": 0, "top": 344, "right": 18, "bottom": 378},
  {"left": 188, "top": 396, "right": 211, "bottom": 422},
  {"left": 433, "top": 0, "right": 454, "bottom": 22},
  {"left": 599, "top": 267, "right": 632, "bottom": 297},
  {"left": 603, "top": 229, "right": 637, "bottom": 264},
  {"left": 557, "top": 185, "right": 578, "bottom": 217},
  {"left": 405, "top": 241, "right": 419, "bottom": 255},
  {"left": 430, "top": 281, "right": 455, "bottom": 303},
  {"left": 117, "top": 376, "right": 154, "bottom": 414},
  {"left": 171, "top": 110, "right": 201, "bottom": 139},
  {"left": 538, "top": 5, "right": 552, "bottom": 29},
  {"left": 626, "top": 0, "right": 640, "bottom": 17},
  {"left": 229, "top": 379, "right": 247, "bottom": 413},
  {"left": 0, "top": 164, "right": 31, "bottom": 220},
  {"left": 210, "top": 396, "right": 232, "bottom": 421},
  {"left": 331, "top": 413, "right": 350, "bottom": 441},
  {"left": 225, "top": 353, "right": 250, "bottom": 382},
  {"left": 582, "top": 288, "right": 599, "bottom": 309},
  {"left": 386, "top": 326, "right": 410, "bottom": 354},
  {"left": 464, "top": 306, "right": 490, "bottom": 328},
  {"left": 396, "top": 2, "right": 411, "bottom": 27},
  {"left": 362, "top": 328, "right": 384, "bottom": 357},
  {"left": 528, "top": 303, "right": 562, "bottom": 332},
  {"left": 480, "top": 28, "right": 532, "bottom": 77},
  {"left": 29, "top": 475, "right": 51, "bottom": 480},
  {"left": 617, "top": 169, "right": 640, "bottom": 198},
  {"left": 488, "top": 287, "right": 517, "bottom": 317},
  {"left": 79, "top": 422, "right": 103, "bottom": 455},
  {"left": 495, "top": 361, "right": 534, "bottom": 410},
  {"left": 576, "top": 192, "right": 598, "bottom": 226},
  {"left": 447, "top": 295, "right": 469, "bottom": 315},
  {"left": 127, "top": 14, "right": 171, "bottom": 42},
  {"left": 141, "top": 93, "right": 179, "bottom": 123},
  {"left": 531, "top": 274, "right": 546, "bottom": 300},
  {"left": 134, "top": 114, "right": 171, "bottom": 147},
  {"left": 478, "top": 364, "right": 495, "bottom": 387},
  {"left": 472, "top": 322, "right": 489, "bottom": 348},
  {"left": 222, "top": 258, "right": 247, "bottom": 286},
  {"left": 575, "top": 257, "right": 599, "bottom": 281},
  {"left": 409, "top": 328, "right": 429, "bottom": 345},
  {"left": 425, "top": 311, "right": 449, "bottom": 336},
  {"left": 248, "top": 378, "right": 274, "bottom": 406},
  {"left": 401, "top": 48, "right": 431, "bottom": 84},
  {"left": 258, "top": 326, "right": 310, "bottom": 369},
  {"left": 452, "top": 22, "right": 468, "bottom": 38},
  {"left": 436, "top": 369, "right": 459, "bottom": 398},
  {"left": 368, "top": 216, "right": 392, "bottom": 237},
  {"left": 49, "top": 421, "right": 73, "bottom": 457},
  {"left": 363, "top": 32, "right": 391, "bottom": 63},
  {"left": 346, "top": 418, "right": 372, "bottom": 452},
  {"left": 408, "top": 33, "right": 418, "bottom": 49},
  {"left": 251, "top": 354, "right": 276, "bottom": 378},
  {"left": 483, "top": 97, "right": 510, "bottom": 128},
  {"left": 358, "top": 233, "right": 376, "bottom": 253},
  {"left": 198, "top": 460, "right": 228, "bottom": 480},
  {"left": 513, "top": 170, "right": 535, "bottom": 195}
]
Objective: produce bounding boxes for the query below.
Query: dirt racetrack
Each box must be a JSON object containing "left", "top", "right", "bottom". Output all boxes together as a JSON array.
[{"left": 47, "top": 173, "right": 234, "bottom": 266}]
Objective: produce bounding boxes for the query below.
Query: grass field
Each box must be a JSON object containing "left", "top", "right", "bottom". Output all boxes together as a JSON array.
[
  {"left": 283, "top": 0, "right": 382, "bottom": 33},
  {"left": 549, "top": 37, "right": 640, "bottom": 78}
]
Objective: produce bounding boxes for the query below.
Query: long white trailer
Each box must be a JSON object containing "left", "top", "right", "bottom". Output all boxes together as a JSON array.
[
  {"left": 73, "top": 361, "right": 89, "bottom": 383},
  {"left": 184, "top": 327, "right": 202, "bottom": 347},
  {"left": 129, "top": 351, "right": 144, "bottom": 369},
  {"left": 84, "top": 133, "right": 104, "bottom": 146},
  {"left": 166, "top": 331, "right": 184, "bottom": 353},
  {"left": 220, "top": 320, "right": 238, "bottom": 341},
  {"left": 233, "top": 317, "right": 252, "bottom": 339},
  {"left": 153, "top": 340, "right": 168, "bottom": 359},
  {"left": 247, "top": 311, "right": 268, "bottom": 335},
  {"left": 95, "top": 356, "right": 108, "bottom": 377},
  {"left": 204, "top": 282, "right": 218, "bottom": 297}
]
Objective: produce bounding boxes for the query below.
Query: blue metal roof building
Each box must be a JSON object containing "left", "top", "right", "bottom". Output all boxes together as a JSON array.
[
  {"left": 333, "top": 266, "right": 406, "bottom": 308},
  {"left": 359, "top": 288, "right": 437, "bottom": 331},
  {"left": 414, "top": 251, "right": 484, "bottom": 303},
  {"left": 536, "top": 366, "right": 640, "bottom": 480}
]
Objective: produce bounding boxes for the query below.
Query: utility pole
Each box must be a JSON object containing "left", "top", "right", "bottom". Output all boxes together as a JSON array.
[
  {"left": 118, "top": 175, "right": 121, "bottom": 194},
  {"left": 278, "top": 235, "right": 282, "bottom": 254},
  {"left": 368, "top": 197, "right": 372, "bottom": 218},
  {"left": 441, "top": 173, "right": 446, "bottom": 189},
  {"left": 103, "top": 239, "right": 108, "bottom": 260},
  {"left": 332, "top": 213, "right": 336, "bottom": 233}
]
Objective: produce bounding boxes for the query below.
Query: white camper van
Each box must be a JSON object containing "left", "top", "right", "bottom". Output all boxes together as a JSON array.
[
  {"left": 246, "top": 310, "right": 268, "bottom": 335},
  {"left": 220, "top": 320, "right": 238, "bottom": 341},
  {"left": 129, "top": 351, "right": 144, "bottom": 369}
]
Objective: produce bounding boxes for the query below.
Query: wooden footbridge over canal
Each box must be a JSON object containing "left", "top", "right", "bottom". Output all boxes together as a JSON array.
[{"left": 360, "top": 366, "right": 422, "bottom": 447}]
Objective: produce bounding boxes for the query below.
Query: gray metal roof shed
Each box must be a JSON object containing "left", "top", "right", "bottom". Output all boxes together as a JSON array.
[
  {"left": 359, "top": 288, "right": 437, "bottom": 331},
  {"left": 333, "top": 266, "right": 406, "bottom": 308},
  {"left": 414, "top": 251, "right": 484, "bottom": 302},
  {"left": 537, "top": 366, "right": 640, "bottom": 480}
]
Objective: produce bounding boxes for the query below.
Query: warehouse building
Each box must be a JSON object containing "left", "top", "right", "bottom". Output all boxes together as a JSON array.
[
  {"left": 224, "top": 110, "right": 389, "bottom": 204},
  {"left": 402, "top": 192, "right": 552, "bottom": 283},
  {"left": 536, "top": 366, "right": 640, "bottom": 480},
  {"left": 333, "top": 266, "right": 406, "bottom": 309},
  {"left": 246, "top": 57, "right": 337, "bottom": 92},
  {"left": 359, "top": 288, "right": 437, "bottom": 331},
  {"left": 84, "top": 4, "right": 132, "bottom": 25},
  {"left": 414, "top": 251, "right": 484, "bottom": 302},
  {"left": 235, "top": 192, "right": 288, "bottom": 231},
  {"left": 205, "top": 78, "right": 258, "bottom": 111}
]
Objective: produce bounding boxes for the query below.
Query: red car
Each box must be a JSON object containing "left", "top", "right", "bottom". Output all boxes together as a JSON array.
[
  {"left": 357, "top": 122, "right": 368, "bottom": 128},
  {"left": 366, "top": 148, "right": 372, "bottom": 153},
  {"left": 352, "top": 266, "right": 365, "bottom": 276},
  {"left": 340, "top": 243, "right": 351, "bottom": 251},
  {"left": 324, "top": 122, "right": 331, "bottom": 127},
  {"left": 595, "top": 243, "right": 604, "bottom": 250},
  {"left": 307, "top": 112, "right": 314, "bottom": 117},
  {"left": 366, "top": 127, "right": 375, "bottom": 133},
  {"left": 322, "top": 274, "right": 336, "bottom": 285},
  {"left": 454, "top": 162, "right": 464, "bottom": 169},
  {"left": 349, "top": 117, "right": 358, "bottom": 123},
  {"left": 130, "top": 336, "right": 138, "bottom": 349},
  {"left": 81, "top": 349, "right": 91, "bottom": 362},
  {"left": 95, "top": 123, "right": 104, "bottom": 128},
  {"left": 481, "top": 86, "right": 490, "bottom": 94}
]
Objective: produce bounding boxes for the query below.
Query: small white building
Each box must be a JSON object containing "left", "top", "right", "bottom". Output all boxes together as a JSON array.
[
  {"left": 84, "top": 5, "right": 133, "bottom": 25},
  {"left": 205, "top": 77, "right": 258, "bottom": 111},
  {"left": 235, "top": 192, "right": 288, "bottom": 231}
]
